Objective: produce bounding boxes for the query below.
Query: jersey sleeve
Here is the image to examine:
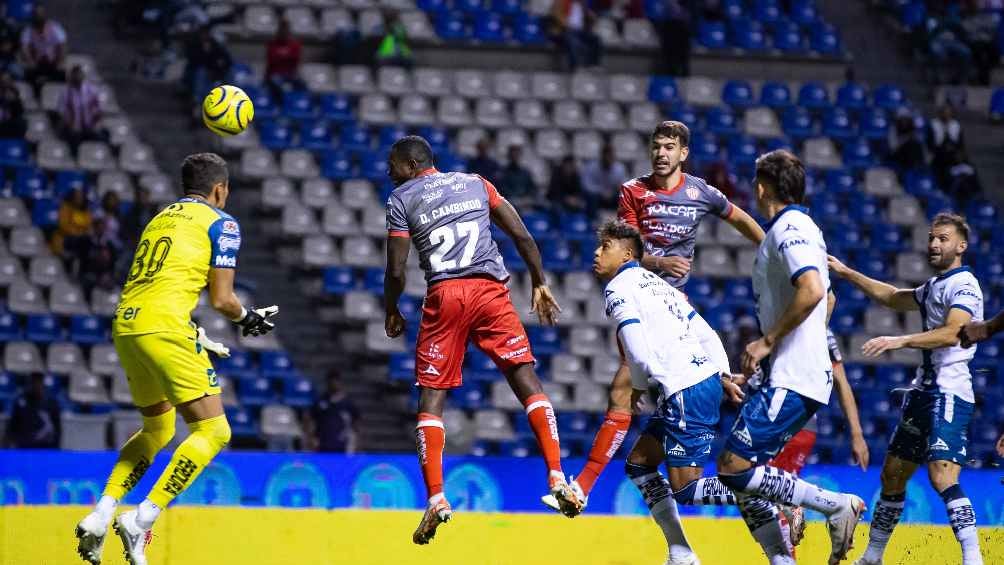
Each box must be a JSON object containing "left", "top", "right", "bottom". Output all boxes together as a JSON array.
[
  {"left": 386, "top": 193, "right": 410, "bottom": 238},
  {"left": 208, "top": 217, "right": 242, "bottom": 269},
  {"left": 605, "top": 285, "right": 641, "bottom": 331},
  {"left": 775, "top": 225, "right": 821, "bottom": 285},
  {"left": 479, "top": 175, "right": 504, "bottom": 209},
  {"left": 617, "top": 185, "right": 639, "bottom": 227},
  {"left": 705, "top": 184, "right": 734, "bottom": 219},
  {"left": 947, "top": 276, "right": 982, "bottom": 318}
]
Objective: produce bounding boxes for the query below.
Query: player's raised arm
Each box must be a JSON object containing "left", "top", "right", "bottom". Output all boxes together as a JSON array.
[
  {"left": 207, "top": 219, "right": 277, "bottom": 337},
  {"left": 827, "top": 254, "right": 918, "bottom": 312},
  {"left": 723, "top": 204, "right": 765, "bottom": 245},
  {"left": 960, "top": 309, "right": 1004, "bottom": 347},
  {"left": 862, "top": 308, "right": 973, "bottom": 357},
  {"left": 490, "top": 197, "right": 561, "bottom": 325}
]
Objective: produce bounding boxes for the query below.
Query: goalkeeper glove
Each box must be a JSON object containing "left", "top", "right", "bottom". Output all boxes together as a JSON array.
[
  {"left": 234, "top": 305, "right": 279, "bottom": 337},
  {"left": 196, "top": 326, "right": 231, "bottom": 358}
]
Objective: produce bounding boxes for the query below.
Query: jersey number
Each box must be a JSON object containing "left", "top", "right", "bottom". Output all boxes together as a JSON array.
[
  {"left": 128, "top": 236, "right": 173, "bottom": 281},
  {"left": 428, "top": 221, "right": 479, "bottom": 272}
]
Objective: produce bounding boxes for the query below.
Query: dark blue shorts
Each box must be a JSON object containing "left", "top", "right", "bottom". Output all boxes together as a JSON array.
[
  {"left": 724, "top": 387, "right": 822, "bottom": 464},
  {"left": 643, "top": 374, "right": 722, "bottom": 467},
  {"left": 888, "top": 389, "right": 973, "bottom": 465}
]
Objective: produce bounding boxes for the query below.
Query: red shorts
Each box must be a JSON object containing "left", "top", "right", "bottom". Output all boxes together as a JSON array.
[
  {"left": 769, "top": 429, "right": 817, "bottom": 476},
  {"left": 414, "top": 276, "right": 535, "bottom": 389}
]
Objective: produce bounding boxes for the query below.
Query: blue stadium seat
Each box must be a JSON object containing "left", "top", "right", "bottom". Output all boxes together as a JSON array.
[
  {"left": 499, "top": 438, "right": 537, "bottom": 458},
  {"left": 450, "top": 383, "right": 488, "bottom": 410},
  {"left": 243, "top": 86, "right": 279, "bottom": 119},
  {"left": 388, "top": 352, "right": 415, "bottom": 381},
  {"left": 899, "top": 2, "right": 926, "bottom": 30},
  {"left": 648, "top": 76, "right": 680, "bottom": 105},
  {"left": 474, "top": 13, "right": 506, "bottom": 42},
  {"left": 377, "top": 125, "right": 408, "bottom": 152},
  {"left": 418, "top": 0, "right": 450, "bottom": 14},
  {"left": 514, "top": 13, "right": 546, "bottom": 44},
  {"left": 258, "top": 120, "right": 294, "bottom": 151},
  {"left": 772, "top": 20, "right": 805, "bottom": 54},
  {"left": 0, "top": 308, "right": 21, "bottom": 341},
  {"left": 237, "top": 377, "right": 277, "bottom": 406},
  {"left": 13, "top": 167, "right": 49, "bottom": 200},
  {"left": 764, "top": 137, "right": 793, "bottom": 152},
  {"left": 53, "top": 170, "right": 87, "bottom": 198},
  {"left": 872, "top": 84, "right": 905, "bottom": 111},
  {"left": 527, "top": 326, "right": 561, "bottom": 355},
  {"left": 7, "top": 0, "right": 34, "bottom": 21},
  {"left": 686, "top": 276, "right": 714, "bottom": 302},
  {"left": 282, "top": 377, "right": 316, "bottom": 408},
  {"left": 225, "top": 406, "right": 258, "bottom": 438},
  {"left": 260, "top": 350, "right": 296, "bottom": 379},
  {"left": 25, "top": 314, "right": 61, "bottom": 343},
  {"left": 688, "top": 131, "right": 719, "bottom": 163},
  {"left": 362, "top": 267, "right": 385, "bottom": 294},
  {"left": 990, "top": 88, "right": 1004, "bottom": 120},
  {"left": 705, "top": 107, "right": 738, "bottom": 136},
  {"left": 835, "top": 82, "right": 868, "bottom": 112},
  {"left": 859, "top": 108, "right": 890, "bottom": 140},
  {"left": 435, "top": 12, "right": 469, "bottom": 41},
  {"left": 228, "top": 62, "right": 256, "bottom": 88},
  {"left": 416, "top": 126, "right": 449, "bottom": 153},
  {"left": 283, "top": 91, "right": 315, "bottom": 119},
  {"left": 438, "top": 153, "right": 467, "bottom": 173},
  {"left": 727, "top": 135, "right": 757, "bottom": 175},
  {"left": 723, "top": 279, "right": 754, "bottom": 306},
  {"left": 875, "top": 364, "right": 910, "bottom": 386},
  {"left": 759, "top": 81, "right": 792, "bottom": 109},
  {"left": 466, "top": 348, "right": 499, "bottom": 381},
  {"left": 644, "top": 0, "right": 669, "bottom": 20},
  {"left": 810, "top": 193, "right": 841, "bottom": 219},
  {"left": 398, "top": 295, "right": 421, "bottom": 321},
  {"left": 521, "top": 212, "right": 553, "bottom": 239},
  {"left": 821, "top": 108, "right": 855, "bottom": 142},
  {"left": 319, "top": 93, "right": 354, "bottom": 123},
  {"left": 560, "top": 213, "right": 591, "bottom": 241},
  {"left": 824, "top": 169, "right": 856, "bottom": 195},
  {"left": 871, "top": 224, "right": 907, "bottom": 252},
  {"left": 340, "top": 123, "right": 373, "bottom": 153},
  {"left": 0, "top": 372, "right": 16, "bottom": 402},
  {"left": 31, "top": 198, "right": 60, "bottom": 229},
  {"left": 557, "top": 412, "right": 593, "bottom": 442},
  {"left": 300, "top": 120, "right": 333, "bottom": 151},
  {"left": 781, "top": 106, "right": 814, "bottom": 139},
  {"left": 215, "top": 349, "right": 258, "bottom": 379},
  {"left": 853, "top": 250, "right": 891, "bottom": 280},
  {"left": 491, "top": 0, "right": 522, "bottom": 16},
  {"left": 697, "top": 21, "right": 728, "bottom": 49},
  {"left": 842, "top": 138, "right": 876, "bottom": 170},
  {"left": 320, "top": 149, "right": 353, "bottom": 181},
  {"left": 668, "top": 104, "right": 698, "bottom": 127},
  {"left": 69, "top": 315, "right": 107, "bottom": 344},
  {"left": 0, "top": 139, "right": 29, "bottom": 167},
  {"left": 797, "top": 82, "right": 830, "bottom": 111},
  {"left": 360, "top": 151, "right": 389, "bottom": 181},
  {"left": 731, "top": 20, "right": 768, "bottom": 52},
  {"left": 790, "top": 0, "right": 819, "bottom": 25},
  {"left": 722, "top": 80, "right": 755, "bottom": 109},
  {"left": 541, "top": 239, "right": 576, "bottom": 272},
  {"left": 903, "top": 171, "right": 937, "bottom": 197},
  {"left": 830, "top": 305, "right": 862, "bottom": 335},
  {"left": 753, "top": 0, "right": 782, "bottom": 23},
  {"left": 455, "top": 0, "right": 486, "bottom": 15},
  {"left": 967, "top": 200, "right": 997, "bottom": 231},
  {"left": 809, "top": 23, "right": 841, "bottom": 55}
]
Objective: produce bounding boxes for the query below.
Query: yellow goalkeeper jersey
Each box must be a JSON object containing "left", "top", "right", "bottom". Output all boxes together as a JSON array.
[{"left": 113, "top": 197, "right": 242, "bottom": 336}]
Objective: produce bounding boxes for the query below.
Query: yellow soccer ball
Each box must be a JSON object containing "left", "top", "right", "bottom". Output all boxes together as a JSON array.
[{"left": 202, "top": 85, "right": 254, "bottom": 137}]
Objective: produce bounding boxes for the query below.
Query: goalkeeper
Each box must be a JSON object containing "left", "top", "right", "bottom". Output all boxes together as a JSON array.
[{"left": 74, "top": 153, "right": 278, "bottom": 565}]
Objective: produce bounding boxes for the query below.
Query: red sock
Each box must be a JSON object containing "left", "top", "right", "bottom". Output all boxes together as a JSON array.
[
  {"left": 523, "top": 393, "right": 562, "bottom": 474},
  {"left": 577, "top": 410, "right": 632, "bottom": 496},
  {"left": 416, "top": 412, "right": 445, "bottom": 500}
]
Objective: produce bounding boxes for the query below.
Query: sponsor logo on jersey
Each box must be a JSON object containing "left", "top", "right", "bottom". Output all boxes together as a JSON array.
[
  {"left": 954, "top": 287, "right": 979, "bottom": 299},
  {"left": 500, "top": 346, "right": 530, "bottom": 360},
  {"left": 222, "top": 220, "right": 239, "bottom": 234},
  {"left": 784, "top": 223, "right": 798, "bottom": 231},
  {"left": 686, "top": 187, "right": 699, "bottom": 200},
  {"left": 505, "top": 335, "right": 526, "bottom": 346},
  {"left": 425, "top": 342, "right": 446, "bottom": 361},
  {"left": 451, "top": 183, "right": 469, "bottom": 194},
  {"left": 645, "top": 203, "right": 699, "bottom": 220},
  {"left": 959, "top": 445, "right": 966, "bottom": 456},
  {"left": 217, "top": 235, "right": 241, "bottom": 252},
  {"left": 668, "top": 443, "right": 687, "bottom": 456},
  {"left": 214, "top": 255, "right": 237, "bottom": 267},
  {"left": 420, "top": 189, "right": 444, "bottom": 202},
  {"left": 690, "top": 354, "right": 709, "bottom": 367},
  {"left": 641, "top": 190, "right": 656, "bottom": 199},
  {"left": 733, "top": 425, "right": 753, "bottom": 446},
  {"left": 778, "top": 238, "right": 809, "bottom": 252},
  {"left": 930, "top": 438, "right": 949, "bottom": 451},
  {"left": 605, "top": 297, "right": 625, "bottom": 316},
  {"left": 422, "top": 364, "right": 441, "bottom": 376}
]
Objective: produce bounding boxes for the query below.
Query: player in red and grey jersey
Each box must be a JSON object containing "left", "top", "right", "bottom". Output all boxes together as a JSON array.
[
  {"left": 383, "top": 136, "right": 583, "bottom": 545},
  {"left": 558, "top": 121, "right": 767, "bottom": 508}
]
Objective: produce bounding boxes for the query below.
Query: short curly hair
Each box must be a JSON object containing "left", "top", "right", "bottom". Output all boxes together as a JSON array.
[{"left": 597, "top": 220, "right": 644, "bottom": 260}]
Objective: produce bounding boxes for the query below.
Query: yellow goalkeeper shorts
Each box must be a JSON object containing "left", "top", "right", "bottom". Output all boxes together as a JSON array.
[{"left": 113, "top": 330, "right": 221, "bottom": 408}]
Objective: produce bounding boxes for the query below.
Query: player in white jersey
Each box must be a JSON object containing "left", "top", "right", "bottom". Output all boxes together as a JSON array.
[
  {"left": 829, "top": 212, "right": 985, "bottom": 565},
  {"left": 715, "top": 150, "right": 865, "bottom": 565},
  {"left": 582, "top": 220, "right": 746, "bottom": 565}
]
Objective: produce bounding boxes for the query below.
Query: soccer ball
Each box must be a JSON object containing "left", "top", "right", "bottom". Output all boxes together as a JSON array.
[{"left": 202, "top": 85, "right": 254, "bottom": 137}]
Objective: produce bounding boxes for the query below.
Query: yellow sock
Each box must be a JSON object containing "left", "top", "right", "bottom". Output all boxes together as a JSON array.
[
  {"left": 146, "top": 414, "right": 231, "bottom": 509},
  {"left": 102, "top": 409, "right": 176, "bottom": 500}
]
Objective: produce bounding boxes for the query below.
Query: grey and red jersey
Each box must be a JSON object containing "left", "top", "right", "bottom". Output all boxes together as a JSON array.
[
  {"left": 617, "top": 173, "right": 735, "bottom": 288},
  {"left": 386, "top": 169, "right": 509, "bottom": 284}
]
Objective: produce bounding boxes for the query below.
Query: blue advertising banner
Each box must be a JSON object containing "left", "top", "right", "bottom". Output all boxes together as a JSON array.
[{"left": 2, "top": 450, "right": 1003, "bottom": 525}]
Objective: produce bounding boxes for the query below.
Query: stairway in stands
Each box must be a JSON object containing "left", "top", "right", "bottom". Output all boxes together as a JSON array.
[{"left": 47, "top": 0, "right": 412, "bottom": 451}]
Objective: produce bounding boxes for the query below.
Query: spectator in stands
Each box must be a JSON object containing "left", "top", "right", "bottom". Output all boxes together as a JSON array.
[
  {"left": 374, "top": 14, "right": 414, "bottom": 69},
  {"left": 652, "top": 0, "right": 692, "bottom": 76},
  {"left": 97, "top": 191, "right": 123, "bottom": 246},
  {"left": 304, "top": 370, "right": 359, "bottom": 454},
  {"left": 0, "top": 72, "right": 26, "bottom": 138},
  {"left": 0, "top": 4, "right": 23, "bottom": 79},
  {"left": 500, "top": 145, "right": 539, "bottom": 210},
  {"left": 81, "top": 215, "right": 123, "bottom": 293},
  {"left": 889, "top": 109, "right": 926, "bottom": 172},
  {"left": 946, "top": 148, "right": 982, "bottom": 206},
  {"left": 51, "top": 187, "right": 92, "bottom": 273},
  {"left": 959, "top": 2, "right": 1000, "bottom": 85},
  {"left": 183, "top": 26, "right": 232, "bottom": 105},
  {"left": 7, "top": 373, "right": 61, "bottom": 449},
  {"left": 19, "top": 5, "right": 66, "bottom": 92},
  {"left": 265, "top": 18, "right": 305, "bottom": 99},
  {"left": 467, "top": 138, "right": 501, "bottom": 183},
  {"left": 122, "top": 187, "right": 157, "bottom": 249},
  {"left": 547, "top": 155, "right": 586, "bottom": 213},
  {"left": 580, "top": 143, "right": 626, "bottom": 216},
  {"left": 927, "top": 103, "right": 965, "bottom": 187},
  {"left": 58, "top": 65, "right": 107, "bottom": 154},
  {"left": 548, "top": 0, "right": 602, "bottom": 70},
  {"left": 923, "top": 13, "right": 973, "bottom": 84}
]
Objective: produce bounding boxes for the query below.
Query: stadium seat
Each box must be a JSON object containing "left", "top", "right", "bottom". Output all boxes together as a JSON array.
[
  {"left": 873, "top": 84, "right": 906, "bottom": 111},
  {"left": 8, "top": 280, "right": 46, "bottom": 315},
  {"left": 282, "top": 377, "right": 316, "bottom": 408},
  {"left": 119, "top": 143, "right": 156, "bottom": 173},
  {"left": 13, "top": 167, "right": 48, "bottom": 200},
  {"left": 571, "top": 73, "right": 607, "bottom": 102},
  {"left": 50, "top": 281, "right": 89, "bottom": 316},
  {"left": 338, "top": 66, "right": 376, "bottom": 95},
  {"left": 77, "top": 142, "right": 115, "bottom": 172},
  {"left": 809, "top": 23, "right": 842, "bottom": 55},
  {"left": 821, "top": 108, "right": 855, "bottom": 142},
  {"left": 70, "top": 315, "right": 107, "bottom": 344},
  {"left": 225, "top": 406, "right": 258, "bottom": 439},
  {"left": 473, "top": 409, "right": 515, "bottom": 440},
  {"left": 722, "top": 80, "right": 755, "bottom": 109},
  {"left": 280, "top": 149, "right": 319, "bottom": 179},
  {"left": 4, "top": 341, "right": 44, "bottom": 374},
  {"left": 318, "top": 93, "right": 353, "bottom": 123},
  {"left": 60, "top": 413, "right": 110, "bottom": 450},
  {"left": 797, "top": 82, "right": 830, "bottom": 111},
  {"left": 836, "top": 82, "right": 868, "bottom": 111},
  {"left": 697, "top": 21, "right": 728, "bottom": 49},
  {"left": 623, "top": 18, "right": 660, "bottom": 48},
  {"left": 731, "top": 20, "right": 768, "bottom": 52},
  {"left": 990, "top": 88, "right": 1004, "bottom": 121},
  {"left": 802, "top": 137, "right": 841, "bottom": 169},
  {"left": 69, "top": 371, "right": 111, "bottom": 405},
  {"left": 842, "top": 138, "right": 876, "bottom": 170},
  {"left": 860, "top": 108, "right": 890, "bottom": 140},
  {"left": 300, "top": 120, "right": 333, "bottom": 151},
  {"left": 864, "top": 167, "right": 901, "bottom": 197},
  {"left": 300, "top": 63, "right": 338, "bottom": 94},
  {"left": 25, "top": 313, "right": 60, "bottom": 343},
  {"left": 260, "top": 404, "right": 303, "bottom": 447},
  {"left": 513, "top": 13, "right": 546, "bottom": 44},
  {"left": 772, "top": 21, "right": 805, "bottom": 54}
]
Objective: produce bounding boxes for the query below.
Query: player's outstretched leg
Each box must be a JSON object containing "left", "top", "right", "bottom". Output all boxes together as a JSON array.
[
  {"left": 115, "top": 412, "right": 231, "bottom": 565},
  {"left": 625, "top": 462, "right": 700, "bottom": 565},
  {"left": 413, "top": 409, "right": 452, "bottom": 545},
  {"left": 735, "top": 493, "right": 796, "bottom": 565},
  {"left": 76, "top": 407, "right": 176, "bottom": 565},
  {"left": 575, "top": 363, "right": 634, "bottom": 502}
]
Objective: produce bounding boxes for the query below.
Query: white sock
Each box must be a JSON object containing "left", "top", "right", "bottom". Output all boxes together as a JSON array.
[
  {"left": 737, "top": 493, "right": 793, "bottom": 562},
  {"left": 94, "top": 495, "right": 118, "bottom": 522},
  {"left": 135, "top": 499, "right": 161, "bottom": 530},
  {"left": 651, "top": 497, "right": 695, "bottom": 561},
  {"left": 747, "top": 465, "right": 844, "bottom": 515},
  {"left": 863, "top": 492, "right": 905, "bottom": 562},
  {"left": 428, "top": 493, "right": 446, "bottom": 506},
  {"left": 946, "top": 497, "right": 983, "bottom": 565}
]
